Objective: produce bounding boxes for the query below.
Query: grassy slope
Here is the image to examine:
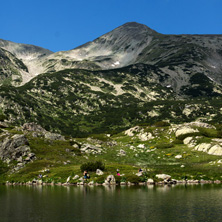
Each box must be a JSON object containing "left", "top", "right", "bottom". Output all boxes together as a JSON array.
[{"left": 3, "top": 124, "right": 222, "bottom": 184}]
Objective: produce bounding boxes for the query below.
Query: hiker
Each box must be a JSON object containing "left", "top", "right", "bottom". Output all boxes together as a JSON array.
[
  {"left": 116, "top": 169, "right": 120, "bottom": 176},
  {"left": 83, "top": 170, "right": 88, "bottom": 179},
  {"left": 38, "top": 174, "right": 43, "bottom": 179},
  {"left": 138, "top": 168, "right": 143, "bottom": 173}
]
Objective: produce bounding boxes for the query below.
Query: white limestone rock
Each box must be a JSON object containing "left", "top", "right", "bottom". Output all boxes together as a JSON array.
[
  {"left": 147, "top": 178, "right": 154, "bottom": 184},
  {"left": 125, "top": 126, "right": 141, "bottom": 136},
  {"left": 156, "top": 174, "right": 171, "bottom": 180},
  {"left": 175, "top": 127, "right": 199, "bottom": 138},
  {"left": 208, "top": 145, "right": 222, "bottom": 156},
  {"left": 96, "top": 169, "right": 104, "bottom": 175},
  {"left": 175, "top": 155, "right": 182, "bottom": 159},
  {"left": 195, "top": 143, "right": 212, "bottom": 152},
  {"left": 138, "top": 132, "right": 154, "bottom": 141}
]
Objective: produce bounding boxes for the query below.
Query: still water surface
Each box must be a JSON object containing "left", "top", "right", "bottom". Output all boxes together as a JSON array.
[{"left": 0, "top": 184, "right": 222, "bottom": 222}]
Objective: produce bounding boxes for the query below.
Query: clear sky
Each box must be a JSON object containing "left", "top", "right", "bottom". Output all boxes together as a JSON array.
[{"left": 1, "top": 0, "right": 222, "bottom": 52}]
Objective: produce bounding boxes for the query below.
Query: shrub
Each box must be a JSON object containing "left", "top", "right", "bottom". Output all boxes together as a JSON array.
[
  {"left": 0, "top": 114, "right": 7, "bottom": 121},
  {"left": 177, "top": 132, "right": 200, "bottom": 141},
  {"left": 94, "top": 175, "right": 106, "bottom": 184},
  {"left": 154, "top": 121, "right": 170, "bottom": 127},
  {"left": 125, "top": 175, "right": 142, "bottom": 184},
  {"left": 198, "top": 128, "right": 218, "bottom": 138},
  {"left": 156, "top": 143, "right": 174, "bottom": 149},
  {"left": 172, "top": 139, "right": 183, "bottom": 144},
  {"left": 80, "top": 161, "right": 105, "bottom": 172}
]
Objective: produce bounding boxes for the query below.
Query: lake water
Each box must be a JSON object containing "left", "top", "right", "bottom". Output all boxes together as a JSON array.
[{"left": 0, "top": 184, "right": 222, "bottom": 222}]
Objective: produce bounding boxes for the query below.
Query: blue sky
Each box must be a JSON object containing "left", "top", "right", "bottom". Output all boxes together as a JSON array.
[{"left": 1, "top": 0, "right": 222, "bottom": 52}]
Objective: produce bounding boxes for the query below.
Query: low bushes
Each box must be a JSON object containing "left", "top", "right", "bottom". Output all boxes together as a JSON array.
[
  {"left": 80, "top": 161, "right": 105, "bottom": 172},
  {"left": 156, "top": 143, "right": 174, "bottom": 149}
]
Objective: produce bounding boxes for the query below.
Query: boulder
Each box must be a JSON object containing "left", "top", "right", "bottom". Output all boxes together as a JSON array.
[
  {"left": 175, "top": 127, "right": 199, "bottom": 138},
  {"left": 194, "top": 143, "right": 222, "bottom": 156},
  {"left": 208, "top": 145, "right": 222, "bottom": 156},
  {"left": 147, "top": 178, "right": 154, "bottom": 184},
  {"left": 156, "top": 174, "right": 171, "bottom": 181},
  {"left": 195, "top": 143, "right": 212, "bottom": 152},
  {"left": 105, "top": 175, "right": 116, "bottom": 184},
  {"left": 138, "top": 132, "right": 154, "bottom": 141},
  {"left": 44, "top": 132, "right": 65, "bottom": 141},
  {"left": 88, "top": 181, "right": 94, "bottom": 185},
  {"left": 66, "top": 176, "right": 71, "bottom": 183},
  {"left": 72, "top": 175, "right": 79, "bottom": 180},
  {"left": 125, "top": 126, "right": 141, "bottom": 136},
  {"left": 183, "top": 137, "right": 197, "bottom": 147},
  {"left": 135, "top": 172, "right": 143, "bottom": 176},
  {"left": 96, "top": 169, "right": 104, "bottom": 175},
  {"left": 80, "top": 143, "right": 102, "bottom": 154},
  {"left": 175, "top": 155, "right": 182, "bottom": 159},
  {"left": 118, "top": 149, "right": 126, "bottom": 156}
]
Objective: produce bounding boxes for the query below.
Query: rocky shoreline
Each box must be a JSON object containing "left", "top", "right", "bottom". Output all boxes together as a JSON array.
[{"left": 4, "top": 178, "right": 222, "bottom": 186}]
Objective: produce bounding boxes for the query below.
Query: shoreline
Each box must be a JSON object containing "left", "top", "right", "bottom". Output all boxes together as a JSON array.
[{"left": 3, "top": 179, "right": 222, "bottom": 186}]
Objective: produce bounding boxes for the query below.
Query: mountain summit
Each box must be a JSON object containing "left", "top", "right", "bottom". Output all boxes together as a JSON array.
[
  {"left": 0, "top": 22, "right": 222, "bottom": 92},
  {"left": 45, "top": 22, "right": 158, "bottom": 71}
]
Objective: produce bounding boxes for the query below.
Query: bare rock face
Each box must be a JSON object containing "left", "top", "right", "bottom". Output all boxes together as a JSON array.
[
  {"left": 22, "top": 122, "right": 46, "bottom": 133},
  {"left": 0, "top": 134, "right": 35, "bottom": 169}
]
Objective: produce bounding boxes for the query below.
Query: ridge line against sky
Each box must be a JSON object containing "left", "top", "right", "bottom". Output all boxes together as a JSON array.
[{"left": 1, "top": 0, "right": 222, "bottom": 52}]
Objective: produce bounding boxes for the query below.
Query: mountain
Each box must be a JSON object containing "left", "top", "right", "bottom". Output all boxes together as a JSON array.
[
  {"left": 1, "top": 22, "right": 222, "bottom": 135},
  {"left": 1, "top": 22, "right": 222, "bottom": 94},
  {"left": 0, "top": 39, "right": 53, "bottom": 85}
]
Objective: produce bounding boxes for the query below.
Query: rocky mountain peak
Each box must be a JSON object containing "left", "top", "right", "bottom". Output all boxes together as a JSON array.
[{"left": 116, "top": 22, "right": 158, "bottom": 35}]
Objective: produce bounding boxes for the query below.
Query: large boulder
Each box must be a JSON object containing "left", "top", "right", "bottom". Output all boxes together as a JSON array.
[
  {"left": 156, "top": 174, "right": 171, "bottom": 181},
  {"left": 194, "top": 143, "right": 222, "bottom": 156},
  {"left": 175, "top": 127, "right": 199, "bottom": 138},
  {"left": 195, "top": 143, "right": 212, "bottom": 152},
  {"left": 104, "top": 175, "right": 116, "bottom": 184},
  {"left": 208, "top": 145, "right": 222, "bottom": 156}
]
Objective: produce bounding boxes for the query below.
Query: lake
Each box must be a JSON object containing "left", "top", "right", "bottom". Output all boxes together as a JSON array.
[{"left": 0, "top": 184, "right": 222, "bottom": 222}]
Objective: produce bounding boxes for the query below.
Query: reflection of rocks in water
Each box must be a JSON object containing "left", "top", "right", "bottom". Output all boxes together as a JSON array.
[
  {"left": 146, "top": 184, "right": 155, "bottom": 190},
  {"left": 103, "top": 184, "right": 116, "bottom": 194}
]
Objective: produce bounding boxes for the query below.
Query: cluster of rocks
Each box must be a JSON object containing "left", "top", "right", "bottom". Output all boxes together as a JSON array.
[
  {"left": 0, "top": 134, "right": 36, "bottom": 171},
  {"left": 170, "top": 122, "right": 222, "bottom": 156},
  {"left": 125, "top": 126, "right": 154, "bottom": 141},
  {"left": 80, "top": 143, "right": 103, "bottom": 154},
  {"left": 22, "top": 122, "right": 65, "bottom": 141},
  {"left": 5, "top": 172, "right": 222, "bottom": 186}
]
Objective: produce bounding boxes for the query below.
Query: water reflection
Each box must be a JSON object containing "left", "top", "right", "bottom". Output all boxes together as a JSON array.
[{"left": 0, "top": 184, "right": 222, "bottom": 222}]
